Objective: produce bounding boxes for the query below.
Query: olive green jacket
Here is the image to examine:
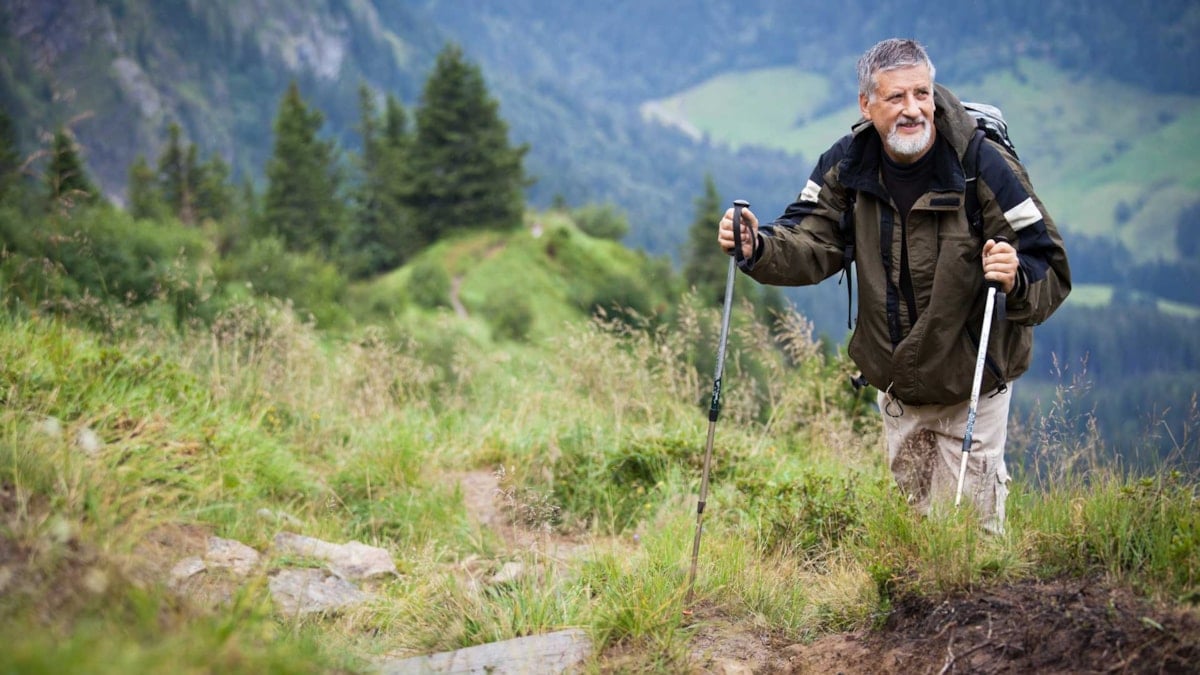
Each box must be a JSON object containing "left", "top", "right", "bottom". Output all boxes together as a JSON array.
[{"left": 745, "top": 85, "right": 1071, "bottom": 405}]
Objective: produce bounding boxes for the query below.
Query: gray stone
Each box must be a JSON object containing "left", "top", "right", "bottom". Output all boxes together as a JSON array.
[
  {"left": 75, "top": 427, "right": 103, "bottom": 455},
  {"left": 169, "top": 556, "right": 206, "bottom": 585},
  {"left": 205, "top": 536, "right": 261, "bottom": 576},
  {"left": 36, "top": 416, "right": 62, "bottom": 438},
  {"left": 274, "top": 532, "right": 397, "bottom": 580},
  {"left": 269, "top": 568, "right": 369, "bottom": 616},
  {"left": 256, "top": 508, "right": 304, "bottom": 527},
  {"left": 378, "top": 629, "right": 592, "bottom": 675},
  {"left": 488, "top": 561, "right": 526, "bottom": 585}
]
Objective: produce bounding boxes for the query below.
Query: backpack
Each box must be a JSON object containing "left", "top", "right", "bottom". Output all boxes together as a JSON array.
[{"left": 837, "top": 102, "right": 1020, "bottom": 329}]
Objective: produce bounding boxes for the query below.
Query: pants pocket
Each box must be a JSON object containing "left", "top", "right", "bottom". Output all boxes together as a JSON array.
[{"left": 986, "top": 463, "right": 1010, "bottom": 535}]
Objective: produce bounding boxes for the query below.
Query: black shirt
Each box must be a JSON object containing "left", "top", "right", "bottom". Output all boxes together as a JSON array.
[
  {"left": 881, "top": 147, "right": 936, "bottom": 223},
  {"left": 880, "top": 145, "right": 937, "bottom": 328}
]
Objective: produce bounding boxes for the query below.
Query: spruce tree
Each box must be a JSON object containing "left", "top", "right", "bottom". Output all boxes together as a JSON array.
[
  {"left": 682, "top": 174, "right": 730, "bottom": 306},
  {"left": 262, "top": 81, "right": 343, "bottom": 256},
  {"left": 193, "top": 153, "right": 233, "bottom": 223},
  {"left": 383, "top": 94, "right": 408, "bottom": 151},
  {"left": 681, "top": 175, "right": 789, "bottom": 321},
  {"left": 157, "top": 122, "right": 195, "bottom": 224},
  {"left": 409, "top": 44, "right": 528, "bottom": 238},
  {"left": 45, "top": 128, "right": 97, "bottom": 208},
  {"left": 0, "top": 110, "right": 20, "bottom": 204},
  {"left": 127, "top": 154, "right": 166, "bottom": 220},
  {"left": 346, "top": 85, "right": 417, "bottom": 276}
]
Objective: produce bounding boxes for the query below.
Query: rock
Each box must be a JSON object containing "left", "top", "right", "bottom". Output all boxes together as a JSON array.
[
  {"left": 169, "top": 556, "right": 206, "bottom": 585},
  {"left": 378, "top": 628, "right": 592, "bottom": 675},
  {"left": 488, "top": 561, "right": 526, "bottom": 585},
  {"left": 269, "top": 568, "right": 369, "bottom": 616},
  {"left": 273, "top": 532, "right": 397, "bottom": 580},
  {"left": 205, "top": 536, "right": 260, "bottom": 576},
  {"left": 256, "top": 508, "right": 304, "bottom": 527},
  {"left": 75, "top": 427, "right": 103, "bottom": 455},
  {"left": 36, "top": 416, "right": 62, "bottom": 437},
  {"left": 712, "top": 658, "right": 754, "bottom": 675}
]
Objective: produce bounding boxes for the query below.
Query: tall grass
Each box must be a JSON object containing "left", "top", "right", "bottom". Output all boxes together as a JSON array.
[{"left": 0, "top": 291, "right": 1196, "bottom": 673}]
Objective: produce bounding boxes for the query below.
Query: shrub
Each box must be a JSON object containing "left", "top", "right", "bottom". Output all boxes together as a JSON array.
[
  {"left": 572, "top": 203, "right": 629, "bottom": 241},
  {"left": 735, "top": 470, "right": 864, "bottom": 557},
  {"left": 482, "top": 291, "right": 533, "bottom": 342},
  {"left": 0, "top": 205, "right": 216, "bottom": 325},
  {"left": 217, "top": 235, "right": 348, "bottom": 328},
  {"left": 407, "top": 258, "right": 452, "bottom": 309}
]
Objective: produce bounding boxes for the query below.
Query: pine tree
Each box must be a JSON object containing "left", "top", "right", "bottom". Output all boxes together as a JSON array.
[
  {"left": 45, "top": 128, "right": 98, "bottom": 208},
  {"left": 681, "top": 175, "right": 789, "bottom": 321},
  {"left": 409, "top": 44, "right": 528, "bottom": 238},
  {"left": 193, "top": 153, "right": 233, "bottom": 223},
  {"left": 682, "top": 174, "right": 730, "bottom": 306},
  {"left": 346, "top": 85, "right": 417, "bottom": 276},
  {"left": 0, "top": 110, "right": 20, "bottom": 204},
  {"left": 262, "top": 81, "right": 344, "bottom": 256},
  {"left": 383, "top": 94, "right": 408, "bottom": 152},
  {"left": 127, "top": 154, "right": 166, "bottom": 220},
  {"left": 157, "top": 122, "right": 195, "bottom": 224}
]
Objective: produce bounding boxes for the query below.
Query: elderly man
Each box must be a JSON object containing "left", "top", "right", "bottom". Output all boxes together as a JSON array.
[{"left": 718, "top": 38, "right": 1070, "bottom": 532}]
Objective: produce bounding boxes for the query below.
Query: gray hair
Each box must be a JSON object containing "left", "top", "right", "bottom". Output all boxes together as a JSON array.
[{"left": 856, "top": 39, "right": 936, "bottom": 99}]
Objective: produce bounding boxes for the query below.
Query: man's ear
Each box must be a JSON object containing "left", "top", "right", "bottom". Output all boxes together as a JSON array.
[{"left": 858, "top": 94, "right": 871, "bottom": 120}]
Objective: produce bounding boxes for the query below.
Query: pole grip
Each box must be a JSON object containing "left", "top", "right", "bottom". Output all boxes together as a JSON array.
[
  {"left": 732, "top": 199, "right": 751, "bottom": 270},
  {"left": 986, "top": 235, "right": 1009, "bottom": 320},
  {"left": 708, "top": 377, "right": 722, "bottom": 422}
]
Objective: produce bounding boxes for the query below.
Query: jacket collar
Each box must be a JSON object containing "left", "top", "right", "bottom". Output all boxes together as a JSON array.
[{"left": 837, "top": 83, "right": 977, "bottom": 201}]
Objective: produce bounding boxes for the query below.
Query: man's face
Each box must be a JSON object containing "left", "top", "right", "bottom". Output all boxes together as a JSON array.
[{"left": 859, "top": 64, "right": 936, "bottom": 163}]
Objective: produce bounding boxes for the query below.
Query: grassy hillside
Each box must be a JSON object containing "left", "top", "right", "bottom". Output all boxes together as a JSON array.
[
  {"left": 2, "top": 269, "right": 1198, "bottom": 671},
  {"left": 643, "top": 58, "right": 1200, "bottom": 265},
  {"left": 354, "top": 211, "right": 677, "bottom": 342}
]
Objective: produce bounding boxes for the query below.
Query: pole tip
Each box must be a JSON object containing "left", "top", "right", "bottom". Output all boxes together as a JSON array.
[{"left": 733, "top": 199, "right": 750, "bottom": 208}]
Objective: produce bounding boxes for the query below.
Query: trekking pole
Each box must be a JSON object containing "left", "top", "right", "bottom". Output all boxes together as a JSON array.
[
  {"left": 955, "top": 238, "right": 1008, "bottom": 508},
  {"left": 685, "top": 199, "right": 749, "bottom": 611}
]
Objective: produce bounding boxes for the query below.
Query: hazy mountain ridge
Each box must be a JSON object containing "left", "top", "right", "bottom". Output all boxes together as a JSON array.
[
  {"left": 1, "top": 0, "right": 443, "bottom": 196},
  {"left": 2, "top": 1, "right": 1197, "bottom": 262}
]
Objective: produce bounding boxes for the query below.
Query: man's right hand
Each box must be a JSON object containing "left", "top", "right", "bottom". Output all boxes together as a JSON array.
[{"left": 717, "top": 206, "right": 759, "bottom": 259}]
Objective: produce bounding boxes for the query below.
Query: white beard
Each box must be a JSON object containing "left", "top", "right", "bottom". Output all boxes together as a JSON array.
[{"left": 886, "top": 118, "right": 932, "bottom": 160}]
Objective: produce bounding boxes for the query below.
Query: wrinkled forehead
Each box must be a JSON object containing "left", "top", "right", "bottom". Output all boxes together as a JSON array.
[{"left": 870, "top": 64, "right": 934, "bottom": 96}]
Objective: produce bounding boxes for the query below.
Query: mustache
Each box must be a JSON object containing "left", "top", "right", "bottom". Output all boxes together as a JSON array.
[{"left": 896, "top": 115, "right": 927, "bottom": 127}]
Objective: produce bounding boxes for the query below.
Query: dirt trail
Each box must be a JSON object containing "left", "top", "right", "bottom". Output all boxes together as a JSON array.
[
  {"left": 454, "top": 469, "right": 591, "bottom": 564},
  {"left": 454, "top": 470, "right": 1200, "bottom": 673},
  {"left": 448, "top": 277, "right": 469, "bottom": 319}
]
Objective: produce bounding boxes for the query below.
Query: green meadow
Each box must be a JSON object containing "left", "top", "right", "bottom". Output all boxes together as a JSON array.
[{"left": 2, "top": 213, "right": 1197, "bottom": 672}]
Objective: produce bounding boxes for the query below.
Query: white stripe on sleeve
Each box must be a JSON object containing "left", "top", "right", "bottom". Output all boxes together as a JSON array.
[
  {"left": 800, "top": 179, "right": 821, "bottom": 203},
  {"left": 1004, "top": 197, "right": 1042, "bottom": 231}
]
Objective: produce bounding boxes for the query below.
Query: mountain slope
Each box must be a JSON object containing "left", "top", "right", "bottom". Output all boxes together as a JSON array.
[{"left": 1, "top": 0, "right": 443, "bottom": 195}]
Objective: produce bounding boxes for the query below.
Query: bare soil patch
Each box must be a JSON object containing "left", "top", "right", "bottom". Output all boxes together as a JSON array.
[
  {"left": 695, "top": 579, "right": 1200, "bottom": 674},
  {"left": 453, "top": 472, "right": 1200, "bottom": 674}
]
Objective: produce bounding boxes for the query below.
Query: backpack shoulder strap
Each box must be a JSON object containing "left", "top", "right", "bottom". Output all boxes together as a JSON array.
[
  {"left": 840, "top": 190, "right": 857, "bottom": 329},
  {"left": 963, "top": 127, "right": 1009, "bottom": 322},
  {"left": 963, "top": 127, "right": 987, "bottom": 232}
]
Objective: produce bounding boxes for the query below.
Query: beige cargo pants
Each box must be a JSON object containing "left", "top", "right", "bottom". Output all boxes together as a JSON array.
[{"left": 877, "top": 387, "right": 1012, "bottom": 534}]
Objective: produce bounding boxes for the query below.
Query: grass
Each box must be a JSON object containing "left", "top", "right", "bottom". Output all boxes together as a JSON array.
[{"left": 1, "top": 276, "right": 1198, "bottom": 672}]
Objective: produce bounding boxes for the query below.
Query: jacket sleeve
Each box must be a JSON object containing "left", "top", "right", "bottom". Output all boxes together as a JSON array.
[
  {"left": 975, "top": 140, "right": 1072, "bottom": 326},
  {"left": 744, "top": 135, "right": 854, "bottom": 287}
]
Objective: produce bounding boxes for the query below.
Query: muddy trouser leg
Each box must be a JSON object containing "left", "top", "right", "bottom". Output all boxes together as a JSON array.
[{"left": 878, "top": 388, "right": 1013, "bottom": 533}]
